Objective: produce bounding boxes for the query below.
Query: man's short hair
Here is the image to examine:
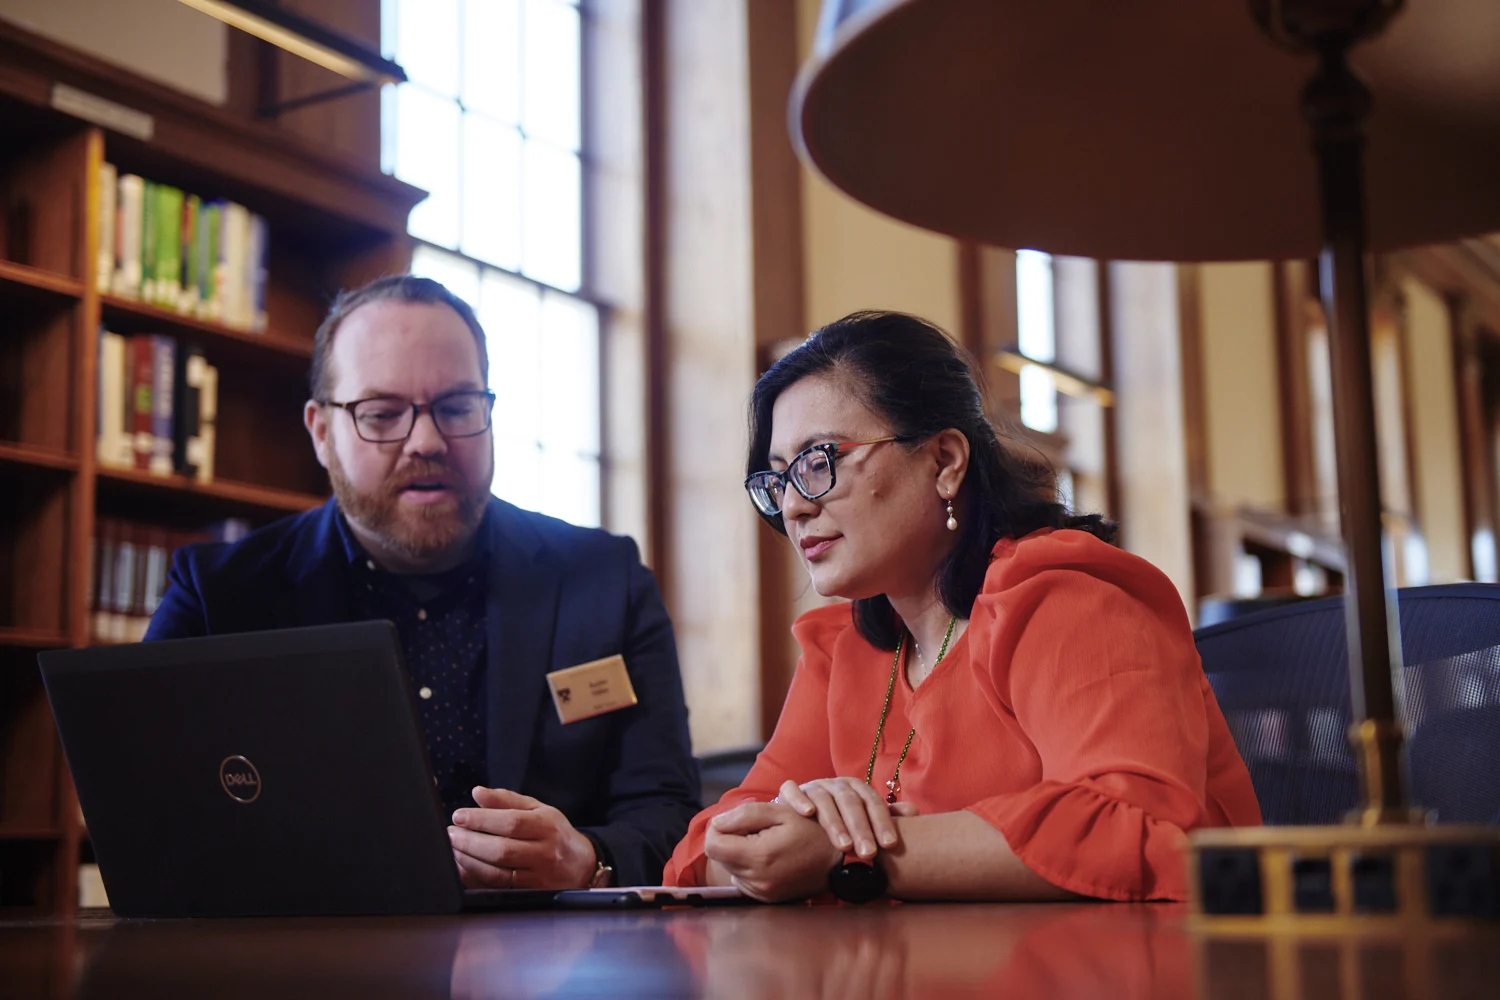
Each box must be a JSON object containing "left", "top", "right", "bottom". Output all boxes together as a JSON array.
[{"left": 310, "top": 275, "right": 489, "bottom": 400}]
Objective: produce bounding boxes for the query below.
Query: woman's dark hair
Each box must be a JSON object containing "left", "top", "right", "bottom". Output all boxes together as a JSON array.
[{"left": 747, "top": 310, "right": 1116, "bottom": 650}]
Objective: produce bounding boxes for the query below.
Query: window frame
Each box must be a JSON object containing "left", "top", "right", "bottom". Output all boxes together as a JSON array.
[{"left": 381, "top": 0, "right": 607, "bottom": 528}]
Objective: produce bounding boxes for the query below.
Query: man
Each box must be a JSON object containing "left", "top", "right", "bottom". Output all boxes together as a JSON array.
[{"left": 146, "top": 275, "right": 700, "bottom": 889}]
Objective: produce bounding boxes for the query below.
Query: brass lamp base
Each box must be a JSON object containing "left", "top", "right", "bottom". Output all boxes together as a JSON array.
[{"left": 1188, "top": 823, "right": 1500, "bottom": 932}]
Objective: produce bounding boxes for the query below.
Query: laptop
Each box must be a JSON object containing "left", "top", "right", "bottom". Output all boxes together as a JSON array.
[{"left": 39, "top": 621, "right": 558, "bottom": 917}]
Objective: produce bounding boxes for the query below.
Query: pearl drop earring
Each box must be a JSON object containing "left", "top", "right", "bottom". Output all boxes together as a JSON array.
[{"left": 945, "top": 498, "right": 958, "bottom": 532}]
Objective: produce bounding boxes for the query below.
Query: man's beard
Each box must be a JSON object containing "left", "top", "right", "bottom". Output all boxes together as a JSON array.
[{"left": 327, "top": 449, "right": 492, "bottom": 565}]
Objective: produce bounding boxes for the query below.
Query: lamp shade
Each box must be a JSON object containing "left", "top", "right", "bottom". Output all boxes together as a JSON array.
[{"left": 792, "top": 0, "right": 1500, "bottom": 261}]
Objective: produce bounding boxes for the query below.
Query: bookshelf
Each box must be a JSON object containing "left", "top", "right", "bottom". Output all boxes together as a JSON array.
[{"left": 0, "top": 20, "right": 425, "bottom": 918}]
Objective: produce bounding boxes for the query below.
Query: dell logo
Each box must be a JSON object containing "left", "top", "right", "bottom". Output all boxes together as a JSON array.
[{"left": 219, "top": 755, "right": 262, "bottom": 803}]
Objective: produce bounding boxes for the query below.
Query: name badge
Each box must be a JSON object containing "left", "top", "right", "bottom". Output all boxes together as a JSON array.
[{"left": 546, "top": 655, "right": 639, "bottom": 724}]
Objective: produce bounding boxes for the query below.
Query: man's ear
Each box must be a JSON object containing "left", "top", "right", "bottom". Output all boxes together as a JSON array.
[{"left": 304, "top": 400, "right": 331, "bottom": 470}]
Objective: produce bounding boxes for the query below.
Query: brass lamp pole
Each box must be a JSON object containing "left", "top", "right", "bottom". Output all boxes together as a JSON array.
[{"left": 1256, "top": 0, "right": 1414, "bottom": 826}]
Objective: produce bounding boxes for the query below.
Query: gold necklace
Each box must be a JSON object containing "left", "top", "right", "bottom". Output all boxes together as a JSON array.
[{"left": 864, "top": 615, "right": 958, "bottom": 803}]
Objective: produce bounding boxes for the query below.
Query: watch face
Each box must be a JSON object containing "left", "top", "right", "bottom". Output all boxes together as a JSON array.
[{"left": 828, "top": 860, "right": 887, "bottom": 903}]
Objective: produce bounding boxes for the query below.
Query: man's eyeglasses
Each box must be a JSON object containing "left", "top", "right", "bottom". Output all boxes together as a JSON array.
[
  {"left": 321, "top": 390, "right": 498, "bottom": 444},
  {"left": 744, "top": 437, "right": 905, "bottom": 517}
]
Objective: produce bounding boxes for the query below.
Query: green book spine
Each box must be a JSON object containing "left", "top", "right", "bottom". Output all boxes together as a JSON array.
[
  {"left": 139, "top": 180, "right": 157, "bottom": 301},
  {"left": 157, "top": 185, "right": 184, "bottom": 307},
  {"left": 201, "top": 203, "right": 221, "bottom": 319},
  {"left": 182, "top": 194, "right": 200, "bottom": 314}
]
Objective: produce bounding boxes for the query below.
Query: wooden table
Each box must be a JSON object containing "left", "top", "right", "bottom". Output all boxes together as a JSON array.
[{"left": 3, "top": 902, "right": 1497, "bottom": 999}]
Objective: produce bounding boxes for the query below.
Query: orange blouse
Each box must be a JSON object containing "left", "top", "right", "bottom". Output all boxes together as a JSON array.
[{"left": 663, "top": 529, "right": 1261, "bottom": 901}]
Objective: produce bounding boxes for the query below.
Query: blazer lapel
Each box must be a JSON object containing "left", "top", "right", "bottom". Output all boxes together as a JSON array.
[
  {"left": 272, "top": 500, "right": 356, "bottom": 629},
  {"left": 483, "top": 502, "right": 562, "bottom": 791}
]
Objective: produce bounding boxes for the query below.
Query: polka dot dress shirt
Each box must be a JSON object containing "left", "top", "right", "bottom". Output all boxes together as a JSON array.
[{"left": 336, "top": 514, "right": 490, "bottom": 819}]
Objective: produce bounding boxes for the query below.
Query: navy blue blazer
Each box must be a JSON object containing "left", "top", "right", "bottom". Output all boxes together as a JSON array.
[{"left": 145, "top": 497, "right": 700, "bottom": 886}]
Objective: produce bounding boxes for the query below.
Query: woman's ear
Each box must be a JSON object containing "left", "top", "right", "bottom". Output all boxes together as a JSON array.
[{"left": 932, "top": 428, "right": 970, "bottom": 499}]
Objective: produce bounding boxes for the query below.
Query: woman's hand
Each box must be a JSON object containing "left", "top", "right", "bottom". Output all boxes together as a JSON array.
[
  {"left": 775, "top": 778, "right": 919, "bottom": 860},
  {"left": 704, "top": 801, "right": 844, "bottom": 902}
]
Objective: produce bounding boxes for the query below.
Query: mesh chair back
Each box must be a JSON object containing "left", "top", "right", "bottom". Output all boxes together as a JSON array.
[
  {"left": 696, "top": 745, "right": 763, "bottom": 806},
  {"left": 1195, "top": 584, "right": 1500, "bottom": 825}
]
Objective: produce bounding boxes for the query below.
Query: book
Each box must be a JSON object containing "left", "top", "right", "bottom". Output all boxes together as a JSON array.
[
  {"left": 248, "top": 213, "right": 269, "bottom": 332},
  {"left": 198, "top": 362, "right": 219, "bottom": 483},
  {"left": 140, "top": 525, "right": 170, "bottom": 635},
  {"left": 130, "top": 336, "right": 154, "bottom": 471},
  {"left": 149, "top": 336, "right": 176, "bottom": 476},
  {"left": 174, "top": 345, "right": 206, "bottom": 479},
  {"left": 96, "top": 167, "right": 271, "bottom": 331},
  {"left": 154, "top": 185, "right": 184, "bottom": 308},
  {"left": 197, "top": 202, "right": 219, "bottom": 319},
  {"left": 127, "top": 521, "right": 149, "bottom": 633},
  {"left": 114, "top": 174, "right": 144, "bottom": 298},
  {"left": 110, "top": 521, "right": 137, "bottom": 643},
  {"left": 219, "top": 202, "right": 250, "bottom": 329},
  {"left": 181, "top": 193, "right": 200, "bottom": 314},
  {"left": 90, "top": 519, "right": 229, "bottom": 642},
  {"left": 95, "top": 161, "right": 116, "bottom": 294},
  {"left": 96, "top": 330, "right": 128, "bottom": 468},
  {"left": 140, "top": 179, "right": 157, "bottom": 302}
]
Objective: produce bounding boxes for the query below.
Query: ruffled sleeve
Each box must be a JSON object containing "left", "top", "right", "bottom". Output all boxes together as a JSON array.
[
  {"left": 966, "top": 531, "right": 1218, "bottom": 901},
  {"left": 662, "top": 603, "right": 849, "bottom": 886}
]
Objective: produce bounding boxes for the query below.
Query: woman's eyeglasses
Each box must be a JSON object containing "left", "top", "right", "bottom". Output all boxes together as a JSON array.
[{"left": 744, "top": 437, "right": 904, "bottom": 517}]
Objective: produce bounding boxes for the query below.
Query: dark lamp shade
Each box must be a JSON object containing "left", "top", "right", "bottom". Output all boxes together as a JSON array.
[{"left": 792, "top": 0, "right": 1500, "bottom": 262}]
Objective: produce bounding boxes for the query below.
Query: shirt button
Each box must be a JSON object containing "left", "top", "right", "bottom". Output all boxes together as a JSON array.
[
  {"left": 419, "top": 686, "right": 433, "bottom": 700},
  {"left": 366, "top": 559, "right": 376, "bottom": 571},
  {"left": 417, "top": 608, "right": 428, "bottom": 621}
]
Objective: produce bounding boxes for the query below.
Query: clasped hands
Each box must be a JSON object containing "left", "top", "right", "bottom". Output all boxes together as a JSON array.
[
  {"left": 705, "top": 777, "right": 919, "bottom": 903},
  {"left": 448, "top": 786, "right": 598, "bottom": 889}
]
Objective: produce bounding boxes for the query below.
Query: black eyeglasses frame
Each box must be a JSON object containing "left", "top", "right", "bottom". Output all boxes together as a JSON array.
[{"left": 320, "top": 389, "right": 498, "bottom": 444}]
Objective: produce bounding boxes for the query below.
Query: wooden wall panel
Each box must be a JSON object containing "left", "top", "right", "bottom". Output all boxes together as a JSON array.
[
  {"left": 747, "top": 0, "right": 805, "bottom": 739},
  {"left": 657, "top": 0, "right": 761, "bottom": 752},
  {"left": 1401, "top": 275, "right": 1468, "bottom": 583},
  {"left": 1110, "top": 261, "right": 1195, "bottom": 611},
  {"left": 1452, "top": 299, "right": 1499, "bottom": 581},
  {"left": 1274, "top": 260, "right": 1319, "bottom": 516},
  {"left": 1197, "top": 262, "right": 1285, "bottom": 513}
]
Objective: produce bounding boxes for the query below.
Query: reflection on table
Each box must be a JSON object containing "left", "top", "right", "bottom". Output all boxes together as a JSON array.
[{"left": 1, "top": 901, "right": 1497, "bottom": 1000}]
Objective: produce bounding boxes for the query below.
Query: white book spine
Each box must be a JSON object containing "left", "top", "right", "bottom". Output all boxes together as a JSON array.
[
  {"left": 98, "top": 332, "right": 128, "bottom": 468},
  {"left": 198, "top": 364, "right": 218, "bottom": 483},
  {"left": 223, "top": 203, "right": 249, "bottom": 329},
  {"left": 95, "top": 162, "right": 116, "bottom": 294},
  {"left": 115, "top": 174, "right": 144, "bottom": 298}
]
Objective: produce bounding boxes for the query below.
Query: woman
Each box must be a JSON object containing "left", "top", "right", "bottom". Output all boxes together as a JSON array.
[{"left": 663, "top": 311, "right": 1259, "bottom": 903}]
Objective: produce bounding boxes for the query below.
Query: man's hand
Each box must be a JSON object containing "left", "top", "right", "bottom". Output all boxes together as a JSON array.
[
  {"left": 448, "top": 786, "right": 598, "bottom": 890},
  {"left": 704, "top": 801, "right": 844, "bottom": 903}
]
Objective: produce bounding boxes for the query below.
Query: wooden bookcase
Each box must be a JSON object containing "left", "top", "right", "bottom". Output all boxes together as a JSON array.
[{"left": 0, "top": 21, "right": 424, "bottom": 918}]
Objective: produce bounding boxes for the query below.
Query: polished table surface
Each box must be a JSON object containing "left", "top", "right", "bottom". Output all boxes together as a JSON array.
[{"left": 3, "top": 902, "right": 1498, "bottom": 999}]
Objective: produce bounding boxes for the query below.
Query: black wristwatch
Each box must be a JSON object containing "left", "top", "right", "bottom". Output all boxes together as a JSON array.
[{"left": 827, "top": 859, "right": 888, "bottom": 903}]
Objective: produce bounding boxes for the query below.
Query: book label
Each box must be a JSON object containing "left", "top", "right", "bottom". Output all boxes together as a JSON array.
[{"left": 51, "top": 83, "right": 154, "bottom": 141}]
